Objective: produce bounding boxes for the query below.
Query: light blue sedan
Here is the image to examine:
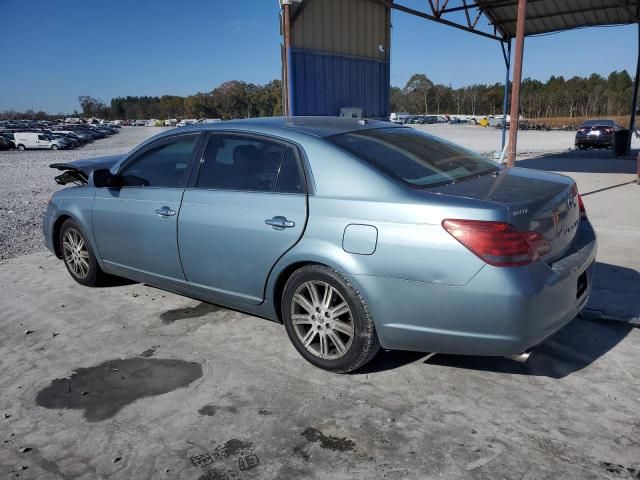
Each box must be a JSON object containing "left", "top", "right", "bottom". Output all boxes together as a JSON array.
[{"left": 44, "top": 117, "right": 597, "bottom": 372}]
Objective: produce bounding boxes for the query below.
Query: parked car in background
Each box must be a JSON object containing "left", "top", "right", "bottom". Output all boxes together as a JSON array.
[
  {"left": 389, "top": 112, "right": 411, "bottom": 124},
  {"left": 575, "top": 119, "right": 621, "bottom": 149},
  {"left": 0, "top": 135, "right": 12, "bottom": 150},
  {"left": 50, "top": 133, "right": 80, "bottom": 148},
  {"left": 45, "top": 117, "right": 596, "bottom": 373},
  {"left": 0, "top": 132, "right": 16, "bottom": 148},
  {"left": 53, "top": 130, "right": 91, "bottom": 143},
  {"left": 15, "top": 132, "right": 69, "bottom": 150},
  {"left": 197, "top": 118, "right": 222, "bottom": 124},
  {"left": 177, "top": 119, "right": 197, "bottom": 127}
]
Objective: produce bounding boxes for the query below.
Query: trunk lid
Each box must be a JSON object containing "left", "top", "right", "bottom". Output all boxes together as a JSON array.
[{"left": 430, "top": 167, "right": 580, "bottom": 262}]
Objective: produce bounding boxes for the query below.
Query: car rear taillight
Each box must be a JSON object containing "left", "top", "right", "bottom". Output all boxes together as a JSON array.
[
  {"left": 578, "top": 194, "right": 587, "bottom": 219},
  {"left": 603, "top": 127, "right": 614, "bottom": 134},
  {"left": 442, "top": 219, "right": 550, "bottom": 267},
  {"left": 522, "top": 230, "right": 551, "bottom": 256}
]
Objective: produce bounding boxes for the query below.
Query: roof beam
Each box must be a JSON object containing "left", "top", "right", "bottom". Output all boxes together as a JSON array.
[
  {"left": 378, "top": 0, "right": 507, "bottom": 41},
  {"left": 613, "top": 0, "right": 640, "bottom": 21},
  {"left": 442, "top": 0, "right": 547, "bottom": 14}
]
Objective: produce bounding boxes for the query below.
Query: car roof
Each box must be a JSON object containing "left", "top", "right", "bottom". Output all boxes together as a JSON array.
[{"left": 174, "top": 116, "right": 398, "bottom": 138}]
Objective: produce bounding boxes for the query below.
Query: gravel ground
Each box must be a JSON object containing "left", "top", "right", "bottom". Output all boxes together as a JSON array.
[{"left": 0, "top": 127, "right": 166, "bottom": 260}]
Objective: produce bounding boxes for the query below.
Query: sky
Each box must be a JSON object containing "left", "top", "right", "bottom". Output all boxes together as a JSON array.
[{"left": 0, "top": 0, "right": 637, "bottom": 114}]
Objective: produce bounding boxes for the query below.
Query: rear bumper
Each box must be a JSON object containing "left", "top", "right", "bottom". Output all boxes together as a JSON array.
[
  {"left": 576, "top": 135, "right": 613, "bottom": 146},
  {"left": 346, "top": 220, "right": 597, "bottom": 356}
]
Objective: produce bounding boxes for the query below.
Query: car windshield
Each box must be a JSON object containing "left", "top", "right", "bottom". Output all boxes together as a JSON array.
[{"left": 328, "top": 127, "right": 499, "bottom": 188}]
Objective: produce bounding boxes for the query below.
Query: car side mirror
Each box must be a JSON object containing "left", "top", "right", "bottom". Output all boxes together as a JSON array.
[{"left": 92, "top": 169, "right": 120, "bottom": 188}]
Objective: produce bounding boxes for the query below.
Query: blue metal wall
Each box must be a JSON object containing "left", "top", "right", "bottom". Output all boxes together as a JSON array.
[{"left": 289, "top": 48, "right": 390, "bottom": 118}]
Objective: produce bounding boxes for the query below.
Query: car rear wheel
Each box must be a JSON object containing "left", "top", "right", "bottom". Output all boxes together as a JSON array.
[
  {"left": 51, "top": 145, "right": 59, "bottom": 150},
  {"left": 59, "top": 219, "right": 108, "bottom": 287},
  {"left": 17, "top": 144, "right": 25, "bottom": 151},
  {"left": 282, "top": 265, "right": 380, "bottom": 373}
]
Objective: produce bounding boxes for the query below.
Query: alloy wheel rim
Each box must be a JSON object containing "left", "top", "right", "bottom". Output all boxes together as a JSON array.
[
  {"left": 62, "top": 229, "right": 90, "bottom": 279},
  {"left": 291, "top": 281, "right": 354, "bottom": 360}
]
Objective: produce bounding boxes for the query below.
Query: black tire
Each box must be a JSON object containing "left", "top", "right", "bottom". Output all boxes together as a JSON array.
[
  {"left": 51, "top": 144, "right": 59, "bottom": 150},
  {"left": 59, "top": 219, "right": 109, "bottom": 287},
  {"left": 17, "top": 144, "right": 25, "bottom": 151},
  {"left": 281, "top": 265, "right": 380, "bottom": 373}
]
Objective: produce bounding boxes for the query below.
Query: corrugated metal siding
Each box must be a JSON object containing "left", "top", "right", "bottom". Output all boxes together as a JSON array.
[
  {"left": 291, "top": 0, "right": 389, "bottom": 61},
  {"left": 289, "top": 48, "right": 389, "bottom": 118},
  {"left": 475, "top": 0, "right": 640, "bottom": 38}
]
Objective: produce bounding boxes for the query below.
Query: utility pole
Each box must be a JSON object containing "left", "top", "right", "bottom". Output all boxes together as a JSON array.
[{"left": 506, "top": 0, "right": 527, "bottom": 167}]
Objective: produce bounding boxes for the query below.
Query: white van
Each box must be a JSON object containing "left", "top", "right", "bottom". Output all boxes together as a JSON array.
[
  {"left": 389, "top": 112, "right": 411, "bottom": 124},
  {"left": 177, "top": 119, "right": 197, "bottom": 127},
  {"left": 196, "top": 118, "right": 222, "bottom": 124},
  {"left": 14, "top": 132, "right": 67, "bottom": 151}
]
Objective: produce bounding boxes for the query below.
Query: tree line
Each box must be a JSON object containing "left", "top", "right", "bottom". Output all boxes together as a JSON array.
[
  {"left": 109, "top": 80, "right": 283, "bottom": 121},
  {"left": 391, "top": 70, "right": 635, "bottom": 119},
  {"left": 1, "top": 70, "right": 635, "bottom": 121}
]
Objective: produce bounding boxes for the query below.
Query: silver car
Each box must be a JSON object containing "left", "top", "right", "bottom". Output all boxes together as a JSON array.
[{"left": 44, "top": 117, "right": 597, "bottom": 373}]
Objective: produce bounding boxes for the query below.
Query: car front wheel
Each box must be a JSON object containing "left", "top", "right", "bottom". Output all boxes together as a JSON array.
[
  {"left": 59, "top": 219, "right": 108, "bottom": 287},
  {"left": 282, "top": 265, "right": 380, "bottom": 373}
]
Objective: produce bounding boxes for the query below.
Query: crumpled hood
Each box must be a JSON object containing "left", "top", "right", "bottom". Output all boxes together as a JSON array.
[{"left": 50, "top": 154, "right": 125, "bottom": 185}]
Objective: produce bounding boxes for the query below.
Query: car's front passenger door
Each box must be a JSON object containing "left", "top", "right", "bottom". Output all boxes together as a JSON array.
[{"left": 92, "top": 133, "right": 201, "bottom": 289}]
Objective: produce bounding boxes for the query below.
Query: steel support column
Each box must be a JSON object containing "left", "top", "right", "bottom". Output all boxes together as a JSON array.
[
  {"left": 506, "top": 0, "right": 527, "bottom": 166},
  {"left": 282, "top": 1, "right": 292, "bottom": 116},
  {"left": 628, "top": 22, "right": 640, "bottom": 161},
  {"left": 501, "top": 40, "right": 512, "bottom": 150}
]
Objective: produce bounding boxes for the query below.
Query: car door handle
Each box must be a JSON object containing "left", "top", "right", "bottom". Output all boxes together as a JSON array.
[
  {"left": 265, "top": 216, "right": 295, "bottom": 229},
  {"left": 155, "top": 206, "right": 176, "bottom": 217}
]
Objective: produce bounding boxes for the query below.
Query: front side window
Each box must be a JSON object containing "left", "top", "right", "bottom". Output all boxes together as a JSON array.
[
  {"left": 38, "top": 135, "right": 46, "bottom": 140},
  {"left": 119, "top": 135, "right": 199, "bottom": 188},
  {"left": 328, "top": 127, "right": 499, "bottom": 188},
  {"left": 196, "top": 134, "right": 303, "bottom": 193}
]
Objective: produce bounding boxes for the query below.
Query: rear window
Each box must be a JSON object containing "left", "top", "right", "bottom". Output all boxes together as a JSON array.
[
  {"left": 328, "top": 127, "right": 499, "bottom": 188},
  {"left": 581, "top": 120, "right": 614, "bottom": 127}
]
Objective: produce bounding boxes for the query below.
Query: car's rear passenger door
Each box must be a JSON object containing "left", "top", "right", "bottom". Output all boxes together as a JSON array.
[
  {"left": 178, "top": 132, "right": 308, "bottom": 305},
  {"left": 92, "top": 133, "right": 202, "bottom": 289}
]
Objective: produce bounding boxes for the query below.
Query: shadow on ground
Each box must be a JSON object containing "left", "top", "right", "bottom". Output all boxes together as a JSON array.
[
  {"left": 518, "top": 148, "right": 638, "bottom": 174},
  {"left": 584, "top": 262, "right": 640, "bottom": 322},
  {"left": 425, "top": 319, "right": 632, "bottom": 379}
]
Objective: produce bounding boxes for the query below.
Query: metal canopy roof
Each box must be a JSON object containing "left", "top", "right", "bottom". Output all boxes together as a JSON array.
[{"left": 476, "top": 0, "right": 640, "bottom": 38}]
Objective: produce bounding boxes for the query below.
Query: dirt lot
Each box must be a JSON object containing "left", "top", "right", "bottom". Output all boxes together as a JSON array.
[
  {"left": 0, "top": 127, "right": 166, "bottom": 260},
  {"left": 0, "top": 124, "right": 639, "bottom": 479}
]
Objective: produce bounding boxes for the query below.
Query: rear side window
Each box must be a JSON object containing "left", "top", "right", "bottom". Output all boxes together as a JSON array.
[
  {"left": 120, "top": 135, "right": 199, "bottom": 188},
  {"left": 328, "top": 127, "right": 498, "bottom": 188},
  {"left": 196, "top": 134, "right": 304, "bottom": 193},
  {"left": 275, "top": 149, "right": 304, "bottom": 193}
]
